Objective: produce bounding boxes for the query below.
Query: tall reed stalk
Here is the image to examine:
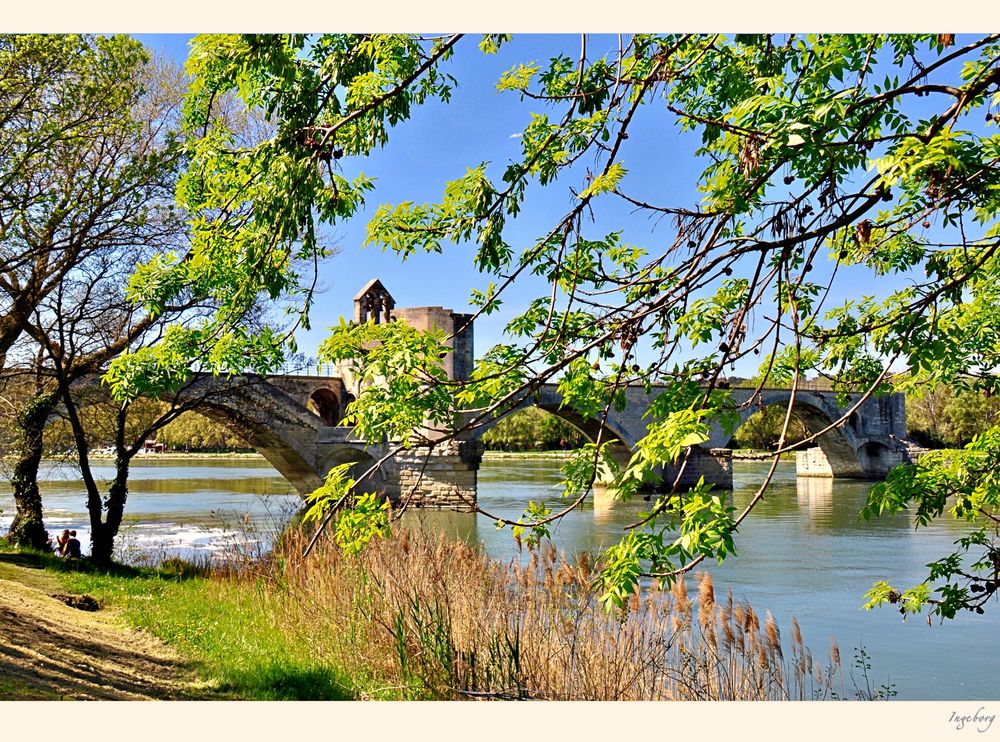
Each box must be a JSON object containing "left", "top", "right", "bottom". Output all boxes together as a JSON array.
[{"left": 214, "top": 527, "right": 886, "bottom": 701}]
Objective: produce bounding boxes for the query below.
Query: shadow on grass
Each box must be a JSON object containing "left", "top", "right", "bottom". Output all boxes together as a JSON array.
[
  {"left": 0, "top": 677, "right": 65, "bottom": 700},
  {"left": 2, "top": 539, "right": 354, "bottom": 700},
  {"left": 0, "top": 541, "right": 204, "bottom": 581},
  {"left": 219, "top": 664, "right": 354, "bottom": 701}
]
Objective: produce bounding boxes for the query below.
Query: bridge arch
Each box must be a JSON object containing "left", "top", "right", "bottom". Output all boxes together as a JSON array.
[
  {"left": 719, "top": 389, "right": 865, "bottom": 477},
  {"left": 475, "top": 393, "right": 632, "bottom": 451},
  {"left": 174, "top": 376, "right": 404, "bottom": 497},
  {"left": 165, "top": 372, "right": 916, "bottom": 506},
  {"left": 173, "top": 377, "right": 333, "bottom": 495},
  {"left": 192, "top": 404, "right": 325, "bottom": 495},
  {"left": 314, "top": 445, "right": 388, "bottom": 496},
  {"left": 473, "top": 389, "right": 636, "bottom": 483}
]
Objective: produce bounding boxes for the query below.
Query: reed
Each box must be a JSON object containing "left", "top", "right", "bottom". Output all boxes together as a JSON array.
[{"left": 209, "top": 526, "right": 877, "bottom": 701}]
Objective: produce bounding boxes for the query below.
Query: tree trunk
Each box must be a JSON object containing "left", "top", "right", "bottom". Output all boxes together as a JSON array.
[
  {"left": 7, "top": 391, "right": 57, "bottom": 550},
  {"left": 89, "top": 521, "right": 115, "bottom": 565},
  {"left": 89, "top": 457, "right": 130, "bottom": 565}
]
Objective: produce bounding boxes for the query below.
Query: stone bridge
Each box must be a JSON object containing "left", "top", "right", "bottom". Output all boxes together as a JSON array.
[
  {"left": 476, "top": 382, "right": 918, "bottom": 490},
  {"left": 174, "top": 280, "right": 923, "bottom": 510},
  {"left": 180, "top": 369, "right": 479, "bottom": 507}
]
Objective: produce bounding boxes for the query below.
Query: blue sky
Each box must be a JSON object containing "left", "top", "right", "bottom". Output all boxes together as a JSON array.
[
  {"left": 134, "top": 34, "right": 990, "bottom": 377},
  {"left": 136, "top": 34, "right": 711, "bottom": 364}
]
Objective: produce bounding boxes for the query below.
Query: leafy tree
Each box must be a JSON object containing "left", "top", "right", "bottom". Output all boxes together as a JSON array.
[
  {"left": 141, "top": 34, "right": 1000, "bottom": 617},
  {"left": 0, "top": 35, "right": 144, "bottom": 367},
  {"left": 44, "top": 397, "right": 167, "bottom": 453},
  {"left": 905, "top": 382, "right": 954, "bottom": 447},
  {"left": 1, "top": 34, "right": 289, "bottom": 558},
  {"left": 105, "top": 34, "right": 462, "bottom": 401},
  {"left": 730, "top": 406, "right": 808, "bottom": 450},
  {"left": 906, "top": 382, "right": 1000, "bottom": 448},
  {"left": 481, "top": 407, "right": 586, "bottom": 451},
  {"left": 0, "top": 35, "right": 187, "bottom": 549},
  {"left": 157, "top": 410, "right": 250, "bottom": 451},
  {"left": 944, "top": 392, "right": 1000, "bottom": 447}
]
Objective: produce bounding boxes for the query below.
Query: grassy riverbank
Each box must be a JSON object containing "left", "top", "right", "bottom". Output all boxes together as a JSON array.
[
  {"left": 0, "top": 541, "right": 349, "bottom": 700},
  {"left": 0, "top": 545, "right": 212, "bottom": 699},
  {"left": 730, "top": 449, "right": 792, "bottom": 460},
  {"left": 76, "top": 449, "right": 764, "bottom": 463},
  {"left": 482, "top": 449, "right": 790, "bottom": 461},
  {"left": 482, "top": 449, "right": 574, "bottom": 460},
  {"left": 1, "top": 529, "right": 894, "bottom": 701}
]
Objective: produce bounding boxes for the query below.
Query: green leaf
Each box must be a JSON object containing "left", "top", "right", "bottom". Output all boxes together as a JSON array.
[{"left": 579, "top": 163, "right": 627, "bottom": 199}]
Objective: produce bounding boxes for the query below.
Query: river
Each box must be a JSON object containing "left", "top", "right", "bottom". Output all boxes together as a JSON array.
[{"left": 1, "top": 454, "right": 997, "bottom": 700}]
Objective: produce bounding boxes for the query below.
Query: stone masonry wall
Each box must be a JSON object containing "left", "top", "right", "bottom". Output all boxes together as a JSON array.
[
  {"left": 388, "top": 305, "right": 479, "bottom": 508},
  {"left": 665, "top": 448, "right": 734, "bottom": 490},
  {"left": 796, "top": 447, "right": 835, "bottom": 477},
  {"left": 389, "top": 439, "right": 483, "bottom": 511},
  {"left": 392, "top": 307, "right": 475, "bottom": 384}
]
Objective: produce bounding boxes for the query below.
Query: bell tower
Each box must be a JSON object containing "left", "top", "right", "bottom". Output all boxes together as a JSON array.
[{"left": 353, "top": 278, "right": 395, "bottom": 324}]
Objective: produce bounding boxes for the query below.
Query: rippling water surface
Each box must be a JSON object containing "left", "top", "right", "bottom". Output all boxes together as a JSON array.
[{"left": 2, "top": 454, "right": 998, "bottom": 700}]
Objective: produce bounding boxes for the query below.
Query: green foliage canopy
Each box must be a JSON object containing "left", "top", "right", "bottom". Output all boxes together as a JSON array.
[{"left": 138, "top": 33, "right": 1000, "bottom": 616}]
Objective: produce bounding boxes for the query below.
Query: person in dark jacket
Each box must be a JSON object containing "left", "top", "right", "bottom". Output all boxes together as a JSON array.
[{"left": 65, "top": 530, "right": 81, "bottom": 559}]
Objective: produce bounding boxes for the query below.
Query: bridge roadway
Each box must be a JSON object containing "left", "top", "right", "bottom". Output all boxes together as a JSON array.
[{"left": 180, "top": 371, "right": 922, "bottom": 510}]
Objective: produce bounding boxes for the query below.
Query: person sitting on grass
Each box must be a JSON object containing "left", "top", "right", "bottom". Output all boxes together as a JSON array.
[
  {"left": 65, "top": 530, "right": 81, "bottom": 559},
  {"left": 55, "top": 529, "right": 70, "bottom": 556}
]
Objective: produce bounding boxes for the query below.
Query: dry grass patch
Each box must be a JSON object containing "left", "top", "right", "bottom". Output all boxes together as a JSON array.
[{"left": 0, "top": 569, "right": 206, "bottom": 700}]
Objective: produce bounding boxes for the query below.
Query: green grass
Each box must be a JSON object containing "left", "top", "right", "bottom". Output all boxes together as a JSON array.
[
  {"left": 0, "top": 678, "right": 65, "bottom": 700},
  {"left": 58, "top": 570, "right": 353, "bottom": 700},
  {"left": 482, "top": 449, "right": 574, "bottom": 458},
  {"left": 0, "top": 539, "right": 353, "bottom": 700}
]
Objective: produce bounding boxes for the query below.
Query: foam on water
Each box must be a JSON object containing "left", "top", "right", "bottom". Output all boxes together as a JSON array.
[
  {"left": 1, "top": 515, "right": 275, "bottom": 564},
  {"left": 1, "top": 458, "right": 300, "bottom": 564},
  {"left": 114, "top": 522, "right": 276, "bottom": 564}
]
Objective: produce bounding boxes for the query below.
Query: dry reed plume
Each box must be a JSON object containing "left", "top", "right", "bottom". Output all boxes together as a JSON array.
[{"left": 215, "top": 527, "right": 870, "bottom": 701}]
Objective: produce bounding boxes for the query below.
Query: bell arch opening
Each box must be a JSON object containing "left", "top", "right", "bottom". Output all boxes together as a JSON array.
[{"left": 307, "top": 388, "right": 341, "bottom": 427}]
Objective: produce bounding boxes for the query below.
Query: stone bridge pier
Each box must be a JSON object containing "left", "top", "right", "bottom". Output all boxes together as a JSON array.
[{"left": 699, "top": 386, "right": 923, "bottom": 488}]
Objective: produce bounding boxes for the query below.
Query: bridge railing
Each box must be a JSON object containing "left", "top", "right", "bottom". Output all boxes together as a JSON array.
[
  {"left": 269, "top": 359, "right": 338, "bottom": 377},
  {"left": 724, "top": 377, "right": 860, "bottom": 392}
]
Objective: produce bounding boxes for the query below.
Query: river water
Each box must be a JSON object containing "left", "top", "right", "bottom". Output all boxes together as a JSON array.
[{"left": 1, "top": 454, "right": 997, "bottom": 700}]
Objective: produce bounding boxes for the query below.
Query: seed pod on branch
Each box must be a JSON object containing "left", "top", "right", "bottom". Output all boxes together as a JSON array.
[
  {"left": 739, "top": 136, "right": 762, "bottom": 176},
  {"left": 855, "top": 219, "right": 872, "bottom": 246}
]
